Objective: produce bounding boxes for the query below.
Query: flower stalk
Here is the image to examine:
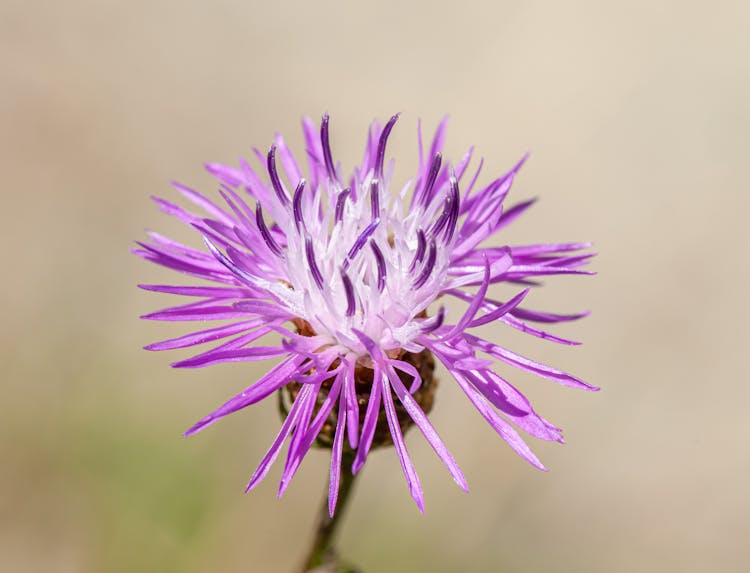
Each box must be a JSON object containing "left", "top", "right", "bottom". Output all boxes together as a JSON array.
[{"left": 301, "top": 451, "right": 359, "bottom": 573}]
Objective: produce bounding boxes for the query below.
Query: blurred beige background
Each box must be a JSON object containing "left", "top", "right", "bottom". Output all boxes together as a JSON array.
[{"left": 2, "top": 1, "right": 748, "bottom": 572}]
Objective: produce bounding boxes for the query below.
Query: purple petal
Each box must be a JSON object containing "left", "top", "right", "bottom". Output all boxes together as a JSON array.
[
  {"left": 230, "top": 300, "right": 292, "bottom": 319},
  {"left": 352, "top": 360, "right": 383, "bottom": 475},
  {"left": 134, "top": 241, "right": 225, "bottom": 278},
  {"left": 245, "top": 382, "right": 315, "bottom": 492},
  {"left": 344, "top": 218, "right": 380, "bottom": 268},
  {"left": 141, "top": 304, "right": 240, "bottom": 321},
  {"left": 255, "top": 204, "right": 283, "bottom": 257},
  {"left": 370, "top": 241, "right": 386, "bottom": 292},
  {"left": 305, "top": 238, "right": 325, "bottom": 289},
  {"left": 320, "top": 113, "right": 339, "bottom": 183},
  {"left": 203, "top": 236, "right": 259, "bottom": 287},
  {"left": 201, "top": 217, "right": 244, "bottom": 247},
  {"left": 279, "top": 367, "right": 344, "bottom": 497},
  {"left": 274, "top": 134, "right": 303, "bottom": 186},
  {"left": 292, "top": 178, "right": 307, "bottom": 231},
  {"left": 493, "top": 197, "right": 536, "bottom": 231},
  {"left": 427, "top": 116, "right": 448, "bottom": 168},
  {"left": 340, "top": 269, "right": 356, "bottom": 317},
  {"left": 450, "top": 220, "right": 494, "bottom": 260},
  {"left": 451, "top": 367, "right": 547, "bottom": 470},
  {"left": 501, "top": 264, "right": 595, "bottom": 280},
  {"left": 370, "top": 179, "right": 380, "bottom": 219},
  {"left": 453, "top": 357, "right": 493, "bottom": 370},
  {"left": 445, "top": 248, "right": 513, "bottom": 289},
  {"left": 334, "top": 188, "right": 351, "bottom": 223},
  {"left": 380, "top": 365, "right": 425, "bottom": 512},
  {"left": 218, "top": 188, "right": 255, "bottom": 230},
  {"left": 511, "top": 307, "right": 590, "bottom": 324},
  {"left": 145, "top": 320, "right": 262, "bottom": 351},
  {"left": 443, "top": 174, "right": 460, "bottom": 243},
  {"left": 466, "top": 369, "right": 564, "bottom": 443},
  {"left": 171, "top": 181, "right": 236, "bottom": 226},
  {"left": 408, "top": 229, "right": 427, "bottom": 273},
  {"left": 389, "top": 360, "right": 421, "bottom": 395},
  {"left": 459, "top": 158, "right": 484, "bottom": 211},
  {"left": 151, "top": 196, "right": 198, "bottom": 225},
  {"left": 453, "top": 146, "right": 474, "bottom": 182},
  {"left": 343, "top": 360, "right": 359, "bottom": 449},
  {"left": 382, "top": 359, "right": 468, "bottom": 492},
  {"left": 278, "top": 380, "right": 322, "bottom": 497},
  {"left": 419, "top": 152, "right": 442, "bottom": 207},
  {"left": 375, "top": 114, "right": 399, "bottom": 179},
  {"left": 539, "top": 253, "right": 595, "bottom": 269},
  {"left": 473, "top": 289, "right": 529, "bottom": 327},
  {"left": 302, "top": 117, "right": 325, "bottom": 191},
  {"left": 420, "top": 306, "right": 445, "bottom": 335},
  {"left": 184, "top": 355, "right": 303, "bottom": 436},
  {"left": 328, "top": 391, "right": 347, "bottom": 516},
  {"left": 238, "top": 156, "right": 274, "bottom": 205},
  {"left": 172, "top": 341, "right": 285, "bottom": 369},
  {"left": 500, "top": 314, "right": 581, "bottom": 345},
  {"left": 464, "top": 333, "right": 598, "bottom": 390},
  {"left": 440, "top": 257, "right": 490, "bottom": 341},
  {"left": 205, "top": 163, "right": 244, "bottom": 187},
  {"left": 510, "top": 242, "right": 593, "bottom": 257},
  {"left": 266, "top": 145, "right": 290, "bottom": 206},
  {"left": 301, "top": 369, "right": 344, "bottom": 451},
  {"left": 422, "top": 347, "right": 548, "bottom": 470},
  {"left": 138, "top": 284, "right": 253, "bottom": 298},
  {"left": 413, "top": 240, "right": 437, "bottom": 288}
]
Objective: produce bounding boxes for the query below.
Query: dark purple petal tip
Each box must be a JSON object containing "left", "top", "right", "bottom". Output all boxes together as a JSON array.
[
  {"left": 341, "top": 269, "right": 356, "bottom": 317},
  {"left": 255, "top": 204, "right": 283, "bottom": 256},
  {"left": 375, "top": 114, "right": 400, "bottom": 178},
  {"left": 305, "top": 238, "right": 324, "bottom": 289},
  {"left": 292, "top": 178, "right": 307, "bottom": 231}
]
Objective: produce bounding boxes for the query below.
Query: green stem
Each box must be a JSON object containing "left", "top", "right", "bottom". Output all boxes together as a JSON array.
[{"left": 300, "top": 453, "right": 360, "bottom": 573}]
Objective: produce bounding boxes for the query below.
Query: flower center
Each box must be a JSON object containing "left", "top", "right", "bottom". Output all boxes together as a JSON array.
[{"left": 279, "top": 319, "right": 439, "bottom": 450}]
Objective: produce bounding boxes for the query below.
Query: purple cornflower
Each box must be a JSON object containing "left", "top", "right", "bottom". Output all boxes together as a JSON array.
[{"left": 135, "top": 114, "right": 596, "bottom": 514}]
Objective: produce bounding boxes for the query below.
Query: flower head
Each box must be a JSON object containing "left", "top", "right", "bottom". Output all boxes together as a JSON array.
[{"left": 136, "top": 114, "right": 596, "bottom": 514}]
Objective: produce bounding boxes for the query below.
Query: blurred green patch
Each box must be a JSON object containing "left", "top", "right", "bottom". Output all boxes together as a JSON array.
[{"left": 66, "top": 394, "right": 220, "bottom": 572}]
